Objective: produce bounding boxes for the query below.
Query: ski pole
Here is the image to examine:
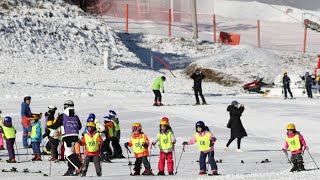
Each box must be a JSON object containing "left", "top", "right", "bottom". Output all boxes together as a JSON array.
[
  {"left": 148, "top": 144, "right": 153, "bottom": 165},
  {"left": 14, "top": 141, "right": 20, "bottom": 161},
  {"left": 283, "top": 150, "right": 293, "bottom": 167},
  {"left": 26, "top": 144, "right": 29, "bottom": 161},
  {"left": 126, "top": 147, "right": 132, "bottom": 175},
  {"left": 307, "top": 150, "right": 319, "bottom": 169},
  {"left": 175, "top": 145, "right": 185, "bottom": 174},
  {"left": 173, "top": 145, "right": 177, "bottom": 173},
  {"left": 49, "top": 154, "right": 52, "bottom": 176}
]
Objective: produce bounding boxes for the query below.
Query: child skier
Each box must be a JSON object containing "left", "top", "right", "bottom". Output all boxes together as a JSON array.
[
  {"left": 108, "top": 110, "right": 125, "bottom": 159},
  {"left": 102, "top": 116, "right": 114, "bottom": 163},
  {"left": 0, "top": 110, "right": 5, "bottom": 150},
  {"left": 124, "top": 123, "right": 154, "bottom": 176},
  {"left": 152, "top": 117, "right": 176, "bottom": 175},
  {"left": 182, "top": 121, "right": 218, "bottom": 175},
  {"left": 0, "top": 116, "right": 17, "bottom": 163},
  {"left": 30, "top": 114, "right": 43, "bottom": 161},
  {"left": 79, "top": 122, "right": 103, "bottom": 177},
  {"left": 282, "top": 124, "right": 309, "bottom": 172}
]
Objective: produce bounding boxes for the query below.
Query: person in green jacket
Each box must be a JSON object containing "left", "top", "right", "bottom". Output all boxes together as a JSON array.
[{"left": 152, "top": 76, "right": 166, "bottom": 106}]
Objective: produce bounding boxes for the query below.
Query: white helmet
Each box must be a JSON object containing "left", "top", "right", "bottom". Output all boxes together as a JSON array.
[{"left": 63, "top": 100, "right": 74, "bottom": 109}]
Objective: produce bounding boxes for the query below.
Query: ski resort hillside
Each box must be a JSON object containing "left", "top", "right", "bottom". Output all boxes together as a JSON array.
[{"left": 0, "top": 0, "right": 320, "bottom": 180}]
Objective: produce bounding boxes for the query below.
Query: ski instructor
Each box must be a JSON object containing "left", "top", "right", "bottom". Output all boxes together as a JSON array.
[
  {"left": 49, "top": 100, "right": 82, "bottom": 176},
  {"left": 152, "top": 76, "right": 166, "bottom": 106},
  {"left": 191, "top": 68, "right": 207, "bottom": 105}
]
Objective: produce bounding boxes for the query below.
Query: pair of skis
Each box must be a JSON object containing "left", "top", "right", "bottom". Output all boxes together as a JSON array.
[{"left": 1, "top": 167, "right": 48, "bottom": 176}]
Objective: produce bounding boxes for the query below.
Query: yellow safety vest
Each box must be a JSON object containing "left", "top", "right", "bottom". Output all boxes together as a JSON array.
[
  {"left": 49, "top": 127, "right": 61, "bottom": 140},
  {"left": 158, "top": 131, "right": 173, "bottom": 150},
  {"left": 132, "top": 134, "right": 146, "bottom": 154},
  {"left": 31, "top": 123, "right": 40, "bottom": 139},
  {"left": 286, "top": 134, "right": 301, "bottom": 151},
  {"left": 2, "top": 126, "right": 16, "bottom": 139},
  {"left": 84, "top": 133, "right": 100, "bottom": 152},
  {"left": 112, "top": 120, "right": 120, "bottom": 131},
  {"left": 107, "top": 126, "right": 114, "bottom": 137},
  {"left": 195, "top": 132, "right": 211, "bottom": 151}
]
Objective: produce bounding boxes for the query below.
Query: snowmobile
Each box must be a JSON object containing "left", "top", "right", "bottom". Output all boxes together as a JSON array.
[{"left": 243, "top": 78, "right": 272, "bottom": 94}]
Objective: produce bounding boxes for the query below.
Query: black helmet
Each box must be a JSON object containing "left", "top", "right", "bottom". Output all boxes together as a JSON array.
[
  {"left": 161, "top": 76, "right": 166, "bottom": 81},
  {"left": 231, "top": 100, "right": 239, "bottom": 106},
  {"left": 24, "top": 96, "right": 31, "bottom": 102},
  {"left": 64, "top": 100, "right": 74, "bottom": 109}
]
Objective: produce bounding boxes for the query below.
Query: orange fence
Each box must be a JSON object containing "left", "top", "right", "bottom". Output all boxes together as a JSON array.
[{"left": 82, "top": 0, "right": 320, "bottom": 53}]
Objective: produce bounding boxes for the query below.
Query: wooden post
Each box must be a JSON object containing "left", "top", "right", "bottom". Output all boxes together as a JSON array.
[
  {"left": 169, "top": 9, "right": 172, "bottom": 37},
  {"left": 213, "top": 14, "right": 216, "bottom": 43},
  {"left": 99, "top": 0, "right": 103, "bottom": 16},
  {"left": 126, "top": 3, "right": 129, "bottom": 33},
  {"left": 191, "top": 0, "right": 198, "bottom": 39},
  {"left": 303, "top": 27, "right": 307, "bottom": 53},
  {"left": 257, "top": 20, "right": 261, "bottom": 48}
]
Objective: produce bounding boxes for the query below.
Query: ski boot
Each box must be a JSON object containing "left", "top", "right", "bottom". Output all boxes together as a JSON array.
[
  {"left": 153, "top": 101, "right": 158, "bottom": 106},
  {"left": 157, "top": 101, "right": 164, "bottom": 106},
  {"left": 75, "top": 164, "right": 83, "bottom": 175},
  {"left": 6, "top": 158, "right": 16, "bottom": 163},
  {"left": 194, "top": 102, "right": 200, "bottom": 106},
  {"left": 0, "top": 146, "right": 5, "bottom": 150},
  {"left": 168, "top": 171, "right": 174, "bottom": 175},
  {"left": 63, "top": 170, "right": 75, "bottom": 176},
  {"left": 224, "top": 146, "right": 230, "bottom": 151},
  {"left": 209, "top": 170, "right": 219, "bottom": 176},
  {"left": 290, "top": 163, "right": 298, "bottom": 172},
  {"left": 298, "top": 163, "right": 306, "bottom": 171},
  {"left": 35, "top": 154, "right": 42, "bottom": 161},
  {"left": 131, "top": 169, "right": 140, "bottom": 176},
  {"left": 157, "top": 171, "right": 165, "bottom": 176},
  {"left": 31, "top": 154, "right": 37, "bottom": 161},
  {"left": 118, "top": 154, "right": 126, "bottom": 159},
  {"left": 198, "top": 170, "right": 207, "bottom": 175},
  {"left": 142, "top": 168, "right": 154, "bottom": 175},
  {"left": 97, "top": 172, "right": 102, "bottom": 177},
  {"left": 80, "top": 171, "right": 86, "bottom": 177},
  {"left": 202, "top": 102, "right": 207, "bottom": 105}
]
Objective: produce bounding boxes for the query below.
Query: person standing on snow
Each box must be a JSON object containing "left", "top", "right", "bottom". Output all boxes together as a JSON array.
[
  {"left": 182, "top": 121, "right": 218, "bottom": 176},
  {"left": 225, "top": 100, "right": 247, "bottom": 152},
  {"left": 282, "top": 124, "right": 308, "bottom": 172},
  {"left": 152, "top": 76, "right": 166, "bottom": 106},
  {"left": 49, "top": 100, "right": 82, "bottom": 176},
  {"left": 282, "top": 71, "right": 294, "bottom": 99},
  {"left": 191, "top": 68, "right": 207, "bottom": 105},
  {"left": 300, "top": 72, "right": 313, "bottom": 98},
  {"left": 21, "top": 96, "right": 33, "bottom": 148}
]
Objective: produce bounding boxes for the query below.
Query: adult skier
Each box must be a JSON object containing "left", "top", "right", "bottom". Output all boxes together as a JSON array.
[
  {"left": 21, "top": 96, "right": 32, "bottom": 148},
  {"left": 300, "top": 72, "right": 313, "bottom": 98},
  {"left": 282, "top": 71, "right": 294, "bottom": 99},
  {"left": 49, "top": 100, "right": 82, "bottom": 176},
  {"left": 191, "top": 68, "right": 207, "bottom": 105},
  {"left": 152, "top": 76, "right": 166, "bottom": 106}
]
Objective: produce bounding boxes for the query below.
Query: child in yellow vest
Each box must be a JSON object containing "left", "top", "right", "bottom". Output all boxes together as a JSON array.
[
  {"left": 182, "top": 121, "right": 218, "bottom": 175},
  {"left": 282, "top": 124, "right": 308, "bottom": 172},
  {"left": 124, "top": 123, "right": 154, "bottom": 176},
  {"left": 152, "top": 117, "right": 176, "bottom": 175},
  {"left": 79, "top": 122, "right": 103, "bottom": 177},
  {"left": 0, "top": 116, "right": 17, "bottom": 163}
]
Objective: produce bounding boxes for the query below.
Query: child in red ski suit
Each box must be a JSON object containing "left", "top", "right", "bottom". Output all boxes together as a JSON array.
[{"left": 152, "top": 117, "right": 176, "bottom": 175}]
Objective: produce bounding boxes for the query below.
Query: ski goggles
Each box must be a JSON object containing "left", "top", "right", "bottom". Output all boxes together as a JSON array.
[{"left": 132, "top": 126, "right": 141, "bottom": 131}]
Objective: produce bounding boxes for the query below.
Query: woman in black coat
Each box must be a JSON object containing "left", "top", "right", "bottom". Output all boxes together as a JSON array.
[{"left": 225, "top": 100, "right": 247, "bottom": 152}]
